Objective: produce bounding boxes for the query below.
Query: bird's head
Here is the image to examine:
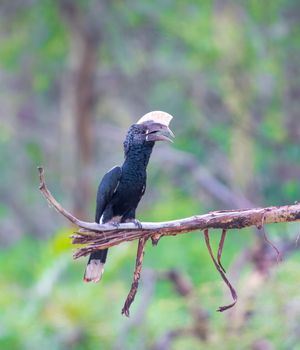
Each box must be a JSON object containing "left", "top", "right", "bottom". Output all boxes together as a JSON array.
[{"left": 124, "top": 111, "right": 174, "bottom": 155}]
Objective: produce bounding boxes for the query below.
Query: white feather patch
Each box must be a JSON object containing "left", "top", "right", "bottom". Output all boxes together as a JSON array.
[
  {"left": 136, "top": 111, "right": 173, "bottom": 126},
  {"left": 84, "top": 260, "right": 105, "bottom": 283}
]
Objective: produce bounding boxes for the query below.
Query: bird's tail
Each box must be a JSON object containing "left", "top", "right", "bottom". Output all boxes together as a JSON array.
[{"left": 83, "top": 249, "right": 108, "bottom": 283}]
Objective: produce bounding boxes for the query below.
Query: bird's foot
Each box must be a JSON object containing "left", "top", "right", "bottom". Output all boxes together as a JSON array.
[
  {"left": 109, "top": 221, "right": 120, "bottom": 229},
  {"left": 133, "top": 219, "right": 143, "bottom": 229},
  {"left": 125, "top": 218, "right": 143, "bottom": 229}
]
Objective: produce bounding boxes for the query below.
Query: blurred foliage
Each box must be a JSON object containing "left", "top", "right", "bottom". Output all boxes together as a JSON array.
[{"left": 0, "top": 0, "right": 300, "bottom": 349}]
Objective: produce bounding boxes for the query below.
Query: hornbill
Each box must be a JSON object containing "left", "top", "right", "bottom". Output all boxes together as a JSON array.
[{"left": 84, "top": 111, "right": 174, "bottom": 282}]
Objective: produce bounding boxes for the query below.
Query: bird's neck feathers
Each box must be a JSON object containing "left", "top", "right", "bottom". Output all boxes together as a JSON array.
[{"left": 123, "top": 142, "right": 154, "bottom": 170}]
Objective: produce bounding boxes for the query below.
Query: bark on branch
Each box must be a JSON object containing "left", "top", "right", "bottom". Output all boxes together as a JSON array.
[
  {"left": 38, "top": 167, "right": 300, "bottom": 258},
  {"left": 38, "top": 166, "right": 300, "bottom": 314}
]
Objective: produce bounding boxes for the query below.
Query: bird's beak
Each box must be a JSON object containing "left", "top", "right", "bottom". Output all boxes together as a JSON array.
[{"left": 145, "top": 123, "right": 175, "bottom": 143}]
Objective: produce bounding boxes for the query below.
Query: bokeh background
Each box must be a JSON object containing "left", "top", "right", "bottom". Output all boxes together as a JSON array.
[{"left": 1, "top": 0, "right": 300, "bottom": 349}]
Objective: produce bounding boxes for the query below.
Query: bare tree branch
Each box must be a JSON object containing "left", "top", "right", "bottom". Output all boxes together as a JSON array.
[
  {"left": 38, "top": 167, "right": 300, "bottom": 258},
  {"left": 38, "top": 166, "right": 300, "bottom": 315}
]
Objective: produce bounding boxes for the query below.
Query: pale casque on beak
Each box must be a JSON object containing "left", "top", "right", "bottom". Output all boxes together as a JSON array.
[{"left": 136, "top": 111, "right": 175, "bottom": 143}]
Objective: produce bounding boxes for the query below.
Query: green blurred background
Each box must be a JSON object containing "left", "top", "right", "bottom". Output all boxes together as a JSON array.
[{"left": 1, "top": 0, "right": 300, "bottom": 349}]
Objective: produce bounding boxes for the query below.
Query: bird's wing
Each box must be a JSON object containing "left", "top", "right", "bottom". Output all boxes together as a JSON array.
[{"left": 95, "top": 166, "right": 122, "bottom": 223}]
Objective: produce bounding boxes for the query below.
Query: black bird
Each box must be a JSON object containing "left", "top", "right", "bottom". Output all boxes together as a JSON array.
[{"left": 84, "top": 111, "right": 174, "bottom": 282}]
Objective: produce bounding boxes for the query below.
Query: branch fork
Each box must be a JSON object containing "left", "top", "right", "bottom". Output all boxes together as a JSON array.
[{"left": 38, "top": 167, "right": 300, "bottom": 315}]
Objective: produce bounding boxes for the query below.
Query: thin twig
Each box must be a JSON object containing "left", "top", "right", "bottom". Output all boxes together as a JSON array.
[
  {"left": 203, "top": 229, "right": 237, "bottom": 312},
  {"left": 259, "top": 214, "right": 282, "bottom": 263},
  {"left": 122, "top": 237, "right": 149, "bottom": 317},
  {"left": 217, "top": 229, "right": 227, "bottom": 273}
]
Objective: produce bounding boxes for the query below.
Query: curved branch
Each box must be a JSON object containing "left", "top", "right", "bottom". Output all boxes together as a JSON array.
[
  {"left": 38, "top": 167, "right": 300, "bottom": 259},
  {"left": 39, "top": 167, "right": 300, "bottom": 315}
]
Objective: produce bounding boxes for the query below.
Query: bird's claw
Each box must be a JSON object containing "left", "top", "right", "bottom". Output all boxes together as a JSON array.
[
  {"left": 110, "top": 221, "right": 120, "bottom": 229},
  {"left": 126, "top": 219, "right": 142, "bottom": 229},
  {"left": 133, "top": 219, "right": 143, "bottom": 229}
]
